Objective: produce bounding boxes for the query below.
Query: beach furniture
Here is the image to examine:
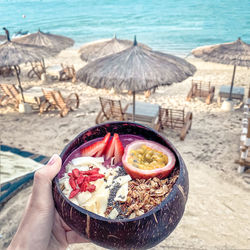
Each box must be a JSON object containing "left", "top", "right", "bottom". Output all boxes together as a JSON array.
[
  {"left": 40, "top": 88, "right": 79, "bottom": 117},
  {"left": 186, "top": 80, "right": 215, "bottom": 104},
  {"left": 59, "top": 64, "right": 76, "bottom": 83},
  {"left": 236, "top": 105, "right": 250, "bottom": 173},
  {"left": 27, "top": 61, "right": 46, "bottom": 80},
  {"left": 22, "top": 86, "right": 47, "bottom": 110},
  {"left": 0, "top": 83, "right": 20, "bottom": 108},
  {"left": 124, "top": 101, "right": 160, "bottom": 126},
  {"left": 217, "top": 85, "right": 244, "bottom": 106},
  {"left": 154, "top": 107, "right": 192, "bottom": 140},
  {"left": 95, "top": 97, "right": 129, "bottom": 124}
]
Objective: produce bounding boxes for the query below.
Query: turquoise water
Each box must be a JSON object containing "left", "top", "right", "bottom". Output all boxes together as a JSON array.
[{"left": 0, "top": 0, "right": 249, "bottom": 56}]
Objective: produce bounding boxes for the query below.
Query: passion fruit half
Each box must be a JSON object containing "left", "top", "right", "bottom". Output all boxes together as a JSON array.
[{"left": 122, "top": 140, "right": 176, "bottom": 179}]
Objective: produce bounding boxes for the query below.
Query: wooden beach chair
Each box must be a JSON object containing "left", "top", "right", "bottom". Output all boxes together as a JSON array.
[
  {"left": 40, "top": 88, "right": 79, "bottom": 117},
  {"left": 59, "top": 64, "right": 76, "bottom": 83},
  {"left": 186, "top": 80, "right": 215, "bottom": 104},
  {"left": 0, "top": 83, "right": 20, "bottom": 108},
  {"left": 95, "top": 97, "right": 129, "bottom": 124},
  {"left": 27, "top": 61, "right": 46, "bottom": 80},
  {"left": 154, "top": 107, "right": 192, "bottom": 140}
]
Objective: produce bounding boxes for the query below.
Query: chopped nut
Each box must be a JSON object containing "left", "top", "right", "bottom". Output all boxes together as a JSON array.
[{"left": 120, "top": 168, "right": 179, "bottom": 217}]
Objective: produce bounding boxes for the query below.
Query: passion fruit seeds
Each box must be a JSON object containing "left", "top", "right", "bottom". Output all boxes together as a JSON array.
[
  {"left": 122, "top": 140, "right": 176, "bottom": 179},
  {"left": 128, "top": 144, "right": 168, "bottom": 170}
]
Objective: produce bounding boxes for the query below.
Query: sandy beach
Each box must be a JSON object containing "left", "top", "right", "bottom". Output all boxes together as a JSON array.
[{"left": 0, "top": 48, "right": 250, "bottom": 249}]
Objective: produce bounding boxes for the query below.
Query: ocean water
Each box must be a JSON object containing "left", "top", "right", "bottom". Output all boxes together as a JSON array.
[{"left": 0, "top": 0, "right": 249, "bottom": 56}]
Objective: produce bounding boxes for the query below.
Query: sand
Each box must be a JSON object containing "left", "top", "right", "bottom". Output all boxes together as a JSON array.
[{"left": 0, "top": 48, "right": 250, "bottom": 249}]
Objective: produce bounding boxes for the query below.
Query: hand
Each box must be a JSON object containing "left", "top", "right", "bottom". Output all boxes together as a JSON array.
[{"left": 8, "top": 154, "right": 88, "bottom": 250}]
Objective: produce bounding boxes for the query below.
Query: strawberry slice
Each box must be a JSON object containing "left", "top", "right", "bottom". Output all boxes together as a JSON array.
[
  {"left": 95, "top": 133, "right": 110, "bottom": 157},
  {"left": 114, "top": 134, "right": 124, "bottom": 164},
  {"left": 105, "top": 134, "right": 116, "bottom": 160},
  {"left": 81, "top": 133, "right": 110, "bottom": 157}
]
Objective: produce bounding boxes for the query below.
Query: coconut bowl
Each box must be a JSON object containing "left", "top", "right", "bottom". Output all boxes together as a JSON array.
[{"left": 52, "top": 121, "right": 189, "bottom": 249}]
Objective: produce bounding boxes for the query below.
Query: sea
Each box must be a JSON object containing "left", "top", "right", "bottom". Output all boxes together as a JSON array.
[{"left": 0, "top": 0, "right": 250, "bottom": 56}]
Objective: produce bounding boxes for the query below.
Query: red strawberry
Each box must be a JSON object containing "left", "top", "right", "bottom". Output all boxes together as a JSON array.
[
  {"left": 114, "top": 134, "right": 124, "bottom": 164},
  {"left": 95, "top": 133, "right": 110, "bottom": 157},
  {"left": 105, "top": 135, "right": 116, "bottom": 160},
  {"left": 81, "top": 133, "right": 110, "bottom": 157}
]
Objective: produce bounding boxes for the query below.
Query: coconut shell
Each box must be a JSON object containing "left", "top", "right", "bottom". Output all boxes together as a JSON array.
[{"left": 52, "top": 121, "right": 189, "bottom": 249}]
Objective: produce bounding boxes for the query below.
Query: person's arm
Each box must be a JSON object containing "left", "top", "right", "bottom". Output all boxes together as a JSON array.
[{"left": 8, "top": 154, "right": 88, "bottom": 250}]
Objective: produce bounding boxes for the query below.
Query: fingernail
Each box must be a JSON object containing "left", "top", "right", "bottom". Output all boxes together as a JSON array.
[{"left": 47, "top": 154, "right": 59, "bottom": 166}]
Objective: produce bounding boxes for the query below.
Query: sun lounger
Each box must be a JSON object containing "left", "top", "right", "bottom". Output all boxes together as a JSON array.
[
  {"left": 95, "top": 97, "right": 129, "bottom": 124},
  {"left": 40, "top": 89, "right": 79, "bottom": 117},
  {"left": 0, "top": 83, "right": 20, "bottom": 108},
  {"left": 154, "top": 107, "right": 192, "bottom": 140},
  {"left": 59, "top": 64, "right": 76, "bottom": 83},
  {"left": 186, "top": 80, "right": 215, "bottom": 104},
  {"left": 27, "top": 60, "right": 46, "bottom": 80}
]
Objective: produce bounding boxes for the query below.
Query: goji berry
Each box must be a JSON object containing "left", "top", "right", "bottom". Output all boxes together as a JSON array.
[
  {"left": 84, "top": 176, "right": 90, "bottom": 183},
  {"left": 69, "top": 188, "right": 80, "bottom": 199},
  {"left": 69, "top": 177, "right": 76, "bottom": 190},
  {"left": 77, "top": 175, "right": 85, "bottom": 185},
  {"left": 91, "top": 168, "right": 100, "bottom": 172},
  {"left": 89, "top": 174, "right": 105, "bottom": 182},
  {"left": 72, "top": 168, "right": 80, "bottom": 178},
  {"left": 80, "top": 168, "right": 99, "bottom": 175},
  {"left": 80, "top": 181, "right": 88, "bottom": 192},
  {"left": 86, "top": 184, "right": 96, "bottom": 192}
]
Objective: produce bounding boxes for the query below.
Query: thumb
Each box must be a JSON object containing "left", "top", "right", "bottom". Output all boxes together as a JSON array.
[
  {"left": 36, "top": 154, "right": 62, "bottom": 181},
  {"left": 31, "top": 154, "right": 62, "bottom": 207}
]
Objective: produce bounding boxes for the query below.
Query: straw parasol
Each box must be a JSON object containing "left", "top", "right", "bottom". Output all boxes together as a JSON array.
[
  {"left": 13, "top": 29, "right": 74, "bottom": 53},
  {"left": 77, "top": 37, "right": 196, "bottom": 121},
  {"left": 79, "top": 35, "right": 151, "bottom": 62},
  {"left": 192, "top": 38, "right": 250, "bottom": 100},
  {"left": 0, "top": 28, "right": 53, "bottom": 102}
]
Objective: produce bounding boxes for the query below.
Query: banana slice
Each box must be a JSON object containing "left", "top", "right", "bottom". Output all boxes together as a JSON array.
[
  {"left": 114, "top": 175, "right": 132, "bottom": 185},
  {"left": 108, "top": 208, "right": 119, "bottom": 219},
  {"left": 114, "top": 182, "right": 129, "bottom": 202},
  {"left": 70, "top": 197, "right": 79, "bottom": 206},
  {"left": 77, "top": 191, "right": 92, "bottom": 206}
]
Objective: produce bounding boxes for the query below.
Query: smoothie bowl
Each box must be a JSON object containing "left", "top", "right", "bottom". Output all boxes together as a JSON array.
[{"left": 52, "top": 122, "right": 189, "bottom": 249}]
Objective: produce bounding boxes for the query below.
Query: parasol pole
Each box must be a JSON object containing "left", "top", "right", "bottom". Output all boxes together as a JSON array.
[
  {"left": 131, "top": 36, "right": 137, "bottom": 122},
  {"left": 132, "top": 91, "right": 135, "bottom": 122},
  {"left": 14, "top": 65, "right": 25, "bottom": 102},
  {"left": 229, "top": 65, "right": 236, "bottom": 100}
]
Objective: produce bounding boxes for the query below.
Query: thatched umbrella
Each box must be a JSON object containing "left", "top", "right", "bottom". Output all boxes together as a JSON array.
[
  {"left": 13, "top": 29, "right": 74, "bottom": 53},
  {"left": 77, "top": 37, "right": 196, "bottom": 121},
  {"left": 13, "top": 29, "right": 74, "bottom": 74},
  {"left": 79, "top": 35, "right": 151, "bottom": 62},
  {"left": 0, "top": 28, "right": 53, "bottom": 102},
  {"left": 192, "top": 38, "right": 250, "bottom": 100}
]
